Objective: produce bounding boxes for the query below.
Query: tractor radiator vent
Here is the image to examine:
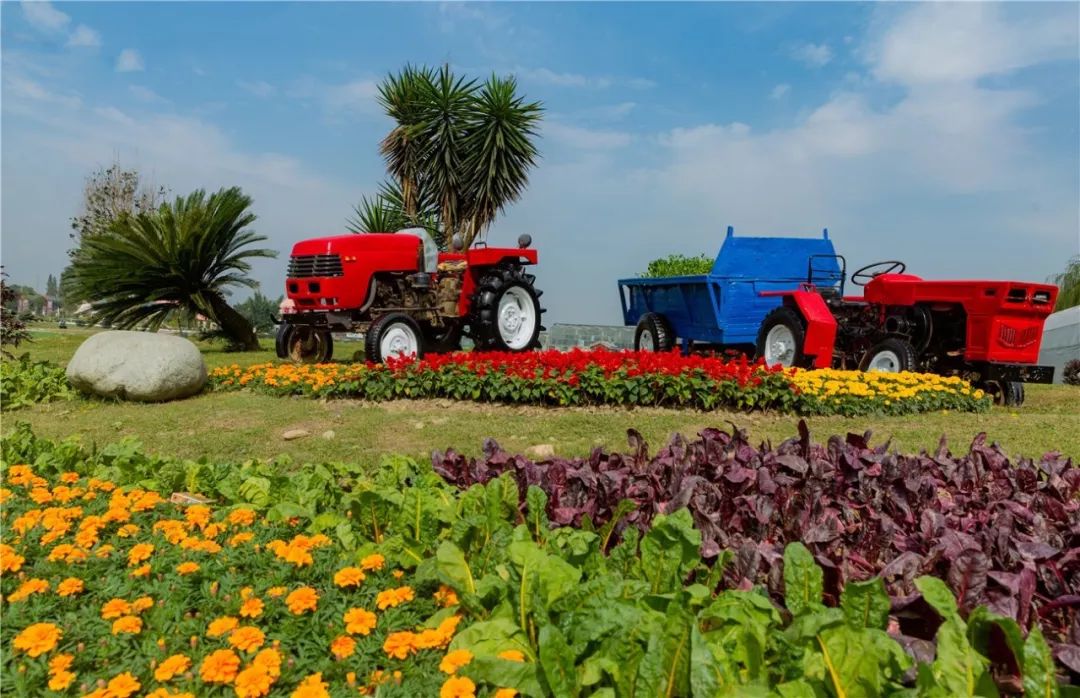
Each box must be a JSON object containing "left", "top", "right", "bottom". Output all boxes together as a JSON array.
[{"left": 288, "top": 254, "right": 344, "bottom": 278}]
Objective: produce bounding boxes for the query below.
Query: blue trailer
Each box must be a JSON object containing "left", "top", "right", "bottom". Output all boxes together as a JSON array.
[{"left": 617, "top": 227, "right": 844, "bottom": 357}]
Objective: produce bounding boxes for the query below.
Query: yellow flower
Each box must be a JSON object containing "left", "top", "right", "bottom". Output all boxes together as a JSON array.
[
  {"left": 101, "top": 598, "right": 132, "bottom": 619},
  {"left": 498, "top": 650, "right": 526, "bottom": 662},
  {"left": 207, "top": 616, "right": 240, "bottom": 637},
  {"left": 0, "top": 543, "right": 25, "bottom": 574},
  {"left": 266, "top": 586, "right": 286, "bottom": 598},
  {"left": 440, "top": 676, "right": 477, "bottom": 698},
  {"left": 199, "top": 648, "right": 241, "bottom": 684},
  {"left": 285, "top": 586, "right": 319, "bottom": 614},
  {"left": 252, "top": 648, "right": 282, "bottom": 678},
  {"left": 106, "top": 672, "right": 141, "bottom": 698},
  {"left": 132, "top": 595, "right": 154, "bottom": 613},
  {"left": 330, "top": 635, "right": 356, "bottom": 659},
  {"left": 8, "top": 578, "right": 49, "bottom": 602},
  {"left": 176, "top": 561, "right": 200, "bottom": 575},
  {"left": 228, "top": 508, "right": 257, "bottom": 527},
  {"left": 334, "top": 566, "right": 365, "bottom": 588},
  {"left": 343, "top": 607, "right": 377, "bottom": 636},
  {"left": 127, "top": 542, "right": 154, "bottom": 566},
  {"left": 291, "top": 673, "right": 330, "bottom": 698},
  {"left": 112, "top": 615, "right": 143, "bottom": 635},
  {"left": 434, "top": 585, "right": 459, "bottom": 607},
  {"left": 375, "top": 585, "right": 414, "bottom": 610},
  {"left": 130, "top": 564, "right": 151, "bottom": 578},
  {"left": 13, "top": 622, "right": 61, "bottom": 657},
  {"left": 49, "top": 653, "right": 74, "bottom": 673},
  {"left": 56, "top": 577, "right": 85, "bottom": 597},
  {"left": 154, "top": 654, "right": 192, "bottom": 682},
  {"left": 360, "top": 553, "right": 385, "bottom": 571},
  {"left": 48, "top": 670, "right": 76, "bottom": 691},
  {"left": 229, "top": 532, "right": 255, "bottom": 547},
  {"left": 382, "top": 631, "right": 415, "bottom": 659},
  {"left": 234, "top": 663, "right": 275, "bottom": 698},
  {"left": 439, "top": 649, "right": 473, "bottom": 674},
  {"left": 495, "top": 690, "right": 518, "bottom": 698},
  {"left": 228, "top": 626, "right": 266, "bottom": 653},
  {"left": 239, "top": 597, "right": 264, "bottom": 618}
]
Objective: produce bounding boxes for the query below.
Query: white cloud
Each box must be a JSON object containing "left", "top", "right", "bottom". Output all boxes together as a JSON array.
[
  {"left": 238, "top": 80, "right": 277, "bottom": 98},
  {"left": 4, "top": 73, "right": 81, "bottom": 109},
  {"left": 21, "top": 1, "right": 70, "bottom": 33},
  {"left": 770, "top": 83, "right": 791, "bottom": 100},
  {"left": 790, "top": 42, "right": 832, "bottom": 67},
  {"left": 542, "top": 122, "right": 632, "bottom": 150},
  {"left": 322, "top": 79, "right": 378, "bottom": 113},
  {"left": 512, "top": 66, "right": 654, "bottom": 90},
  {"left": 65, "top": 24, "right": 101, "bottom": 48},
  {"left": 116, "top": 49, "right": 144, "bottom": 73},
  {"left": 129, "top": 85, "right": 168, "bottom": 104}
]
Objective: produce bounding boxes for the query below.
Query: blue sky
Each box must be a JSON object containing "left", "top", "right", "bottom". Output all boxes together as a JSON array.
[{"left": 3, "top": 1, "right": 1078, "bottom": 324}]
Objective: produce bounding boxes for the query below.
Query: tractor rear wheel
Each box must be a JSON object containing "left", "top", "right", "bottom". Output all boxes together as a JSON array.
[
  {"left": 366, "top": 313, "right": 424, "bottom": 364},
  {"left": 984, "top": 380, "right": 1025, "bottom": 407},
  {"left": 472, "top": 267, "right": 544, "bottom": 351},
  {"left": 286, "top": 326, "right": 333, "bottom": 364},
  {"left": 635, "top": 313, "right": 674, "bottom": 352},
  {"left": 859, "top": 337, "right": 917, "bottom": 373},
  {"left": 756, "top": 306, "right": 807, "bottom": 368}
]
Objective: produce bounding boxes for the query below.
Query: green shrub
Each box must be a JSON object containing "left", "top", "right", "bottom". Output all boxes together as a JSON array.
[
  {"left": 639, "top": 253, "right": 713, "bottom": 278},
  {"left": 0, "top": 355, "right": 74, "bottom": 410}
]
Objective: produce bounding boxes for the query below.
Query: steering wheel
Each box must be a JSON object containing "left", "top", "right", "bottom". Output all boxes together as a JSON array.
[{"left": 851, "top": 260, "right": 906, "bottom": 286}]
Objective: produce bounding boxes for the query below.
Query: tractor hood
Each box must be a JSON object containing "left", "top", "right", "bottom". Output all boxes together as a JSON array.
[{"left": 290, "top": 233, "right": 421, "bottom": 271}]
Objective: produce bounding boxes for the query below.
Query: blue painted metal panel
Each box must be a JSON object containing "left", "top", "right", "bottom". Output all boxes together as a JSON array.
[{"left": 617, "top": 227, "right": 842, "bottom": 348}]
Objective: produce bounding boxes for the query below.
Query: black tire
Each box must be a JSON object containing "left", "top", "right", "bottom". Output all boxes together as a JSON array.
[
  {"left": 275, "top": 323, "right": 293, "bottom": 359},
  {"left": 365, "top": 313, "right": 424, "bottom": 364},
  {"left": 755, "top": 306, "right": 808, "bottom": 368},
  {"left": 984, "top": 380, "right": 1025, "bottom": 407},
  {"left": 423, "top": 323, "right": 463, "bottom": 354},
  {"left": 471, "top": 266, "right": 544, "bottom": 351},
  {"left": 634, "top": 312, "right": 674, "bottom": 352},
  {"left": 858, "top": 337, "right": 917, "bottom": 373},
  {"left": 286, "top": 326, "right": 333, "bottom": 364}
]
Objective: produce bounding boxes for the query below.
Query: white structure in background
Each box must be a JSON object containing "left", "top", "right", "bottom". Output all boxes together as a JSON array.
[{"left": 1039, "top": 306, "right": 1080, "bottom": 384}]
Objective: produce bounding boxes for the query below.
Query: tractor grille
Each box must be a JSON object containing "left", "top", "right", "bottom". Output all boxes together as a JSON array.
[
  {"left": 287, "top": 254, "right": 343, "bottom": 278},
  {"left": 998, "top": 325, "right": 1039, "bottom": 349}
]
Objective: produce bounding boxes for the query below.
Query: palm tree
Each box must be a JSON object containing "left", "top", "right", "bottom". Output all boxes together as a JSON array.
[
  {"left": 1050, "top": 256, "right": 1080, "bottom": 311},
  {"left": 353, "top": 64, "right": 543, "bottom": 250},
  {"left": 63, "top": 187, "right": 275, "bottom": 350}
]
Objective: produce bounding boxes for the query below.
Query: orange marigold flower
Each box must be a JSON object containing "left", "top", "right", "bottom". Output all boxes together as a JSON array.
[
  {"left": 132, "top": 596, "right": 154, "bottom": 613},
  {"left": 185, "top": 505, "right": 212, "bottom": 530},
  {"left": 330, "top": 635, "right": 356, "bottom": 659},
  {"left": 29, "top": 486, "right": 53, "bottom": 504},
  {"left": 57, "top": 577, "right": 85, "bottom": 597},
  {"left": 343, "top": 607, "right": 377, "bottom": 636},
  {"left": 127, "top": 543, "right": 154, "bottom": 566},
  {"left": 207, "top": 616, "right": 239, "bottom": 637},
  {"left": 229, "top": 531, "right": 254, "bottom": 547},
  {"left": 382, "top": 631, "right": 415, "bottom": 660},
  {"left": 239, "top": 597, "right": 264, "bottom": 618},
  {"left": 375, "top": 585, "right": 414, "bottom": 610},
  {"left": 434, "top": 585, "right": 459, "bottom": 607},
  {"left": 228, "top": 626, "right": 266, "bottom": 653},
  {"left": 440, "top": 676, "right": 477, "bottom": 698},
  {"left": 252, "top": 648, "right": 282, "bottom": 679},
  {"left": 106, "top": 671, "right": 141, "bottom": 698},
  {"left": 13, "top": 622, "right": 61, "bottom": 657},
  {"left": 117, "top": 524, "right": 140, "bottom": 538},
  {"left": 498, "top": 650, "right": 526, "bottom": 662},
  {"left": 285, "top": 586, "right": 319, "bottom": 614},
  {"left": 176, "top": 561, "right": 200, "bottom": 575},
  {"left": 266, "top": 586, "right": 286, "bottom": 598},
  {"left": 49, "top": 653, "right": 74, "bottom": 672},
  {"left": 60, "top": 471, "right": 80, "bottom": 483},
  {"left": 228, "top": 508, "right": 257, "bottom": 526},
  {"left": 131, "top": 563, "right": 151, "bottom": 578},
  {"left": 145, "top": 690, "right": 196, "bottom": 698},
  {"left": 392, "top": 569, "right": 404, "bottom": 580},
  {"left": 199, "top": 648, "right": 241, "bottom": 684},
  {"left": 291, "top": 673, "right": 329, "bottom": 698},
  {"left": 439, "top": 649, "right": 473, "bottom": 674},
  {"left": 112, "top": 615, "right": 143, "bottom": 635},
  {"left": 8, "top": 578, "right": 49, "bottom": 602},
  {"left": 494, "top": 689, "right": 518, "bottom": 698},
  {"left": 0, "top": 543, "right": 25, "bottom": 574},
  {"left": 334, "top": 566, "right": 365, "bottom": 588},
  {"left": 154, "top": 654, "right": 192, "bottom": 682},
  {"left": 234, "top": 663, "right": 275, "bottom": 698},
  {"left": 48, "top": 670, "right": 76, "bottom": 691},
  {"left": 101, "top": 598, "right": 132, "bottom": 619},
  {"left": 95, "top": 544, "right": 116, "bottom": 559},
  {"left": 360, "top": 553, "right": 384, "bottom": 571}
]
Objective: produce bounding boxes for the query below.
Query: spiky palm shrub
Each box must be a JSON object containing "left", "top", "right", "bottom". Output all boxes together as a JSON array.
[
  {"left": 1050, "top": 256, "right": 1080, "bottom": 312},
  {"left": 63, "top": 187, "right": 275, "bottom": 350}
]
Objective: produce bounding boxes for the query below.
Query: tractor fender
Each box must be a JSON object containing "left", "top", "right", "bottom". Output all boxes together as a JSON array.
[{"left": 782, "top": 291, "right": 837, "bottom": 368}]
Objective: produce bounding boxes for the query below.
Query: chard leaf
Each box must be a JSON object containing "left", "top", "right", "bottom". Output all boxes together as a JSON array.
[
  {"left": 784, "top": 542, "right": 824, "bottom": 616},
  {"left": 640, "top": 509, "right": 701, "bottom": 594},
  {"left": 637, "top": 598, "right": 695, "bottom": 698},
  {"left": 840, "top": 578, "right": 890, "bottom": 630},
  {"left": 1021, "top": 625, "right": 1057, "bottom": 698}
]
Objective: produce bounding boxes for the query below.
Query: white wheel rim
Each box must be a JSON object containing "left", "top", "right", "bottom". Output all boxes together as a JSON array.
[
  {"left": 867, "top": 349, "right": 901, "bottom": 372},
  {"left": 497, "top": 286, "right": 537, "bottom": 350},
  {"left": 764, "top": 325, "right": 796, "bottom": 366},
  {"left": 639, "top": 329, "right": 654, "bottom": 351},
  {"left": 380, "top": 323, "right": 419, "bottom": 359}
]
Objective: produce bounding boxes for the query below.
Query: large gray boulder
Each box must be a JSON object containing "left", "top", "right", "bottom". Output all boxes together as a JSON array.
[{"left": 66, "top": 331, "right": 207, "bottom": 402}]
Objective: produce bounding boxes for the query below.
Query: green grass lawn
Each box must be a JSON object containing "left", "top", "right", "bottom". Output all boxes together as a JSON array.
[{"left": 6, "top": 325, "right": 1079, "bottom": 466}]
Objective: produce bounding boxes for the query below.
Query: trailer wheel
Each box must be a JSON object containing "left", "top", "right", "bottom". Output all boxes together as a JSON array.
[
  {"left": 859, "top": 337, "right": 917, "bottom": 373},
  {"left": 366, "top": 313, "right": 424, "bottom": 364},
  {"left": 286, "top": 326, "right": 333, "bottom": 364},
  {"left": 984, "top": 380, "right": 1025, "bottom": 407},
  {"left": 472, "top": 267, "right": 543, "bottom": 351},
  {"left": 756, "top": 306, "right": 807, "bottom": 368},
  {"left": 635, "top": 313, "right": 674, "bottom": 352}
]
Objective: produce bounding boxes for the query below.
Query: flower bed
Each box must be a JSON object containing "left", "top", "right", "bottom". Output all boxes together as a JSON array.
[{"left": 208, "top": 349, "right": 990, "bottom": 415}]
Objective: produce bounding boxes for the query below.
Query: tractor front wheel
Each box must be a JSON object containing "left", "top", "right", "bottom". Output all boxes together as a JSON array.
[
  {"left": 859, "top": 337, "right": 917, "bottom": 373},
  {"left": 635, "top": 313, "right": 674, "bottom": 352},
  {"left": 286, "top": 326, "right": 333, "bottom": 364},
  {"left": 366, "top": 313, "right": 424, "bottom": 364},
  {"left": 756, "top": 306, "right": 807, "bottom": 368},
  {"left": 472, "top": 268, "right": 543, "bottom": 351},
  {"left": 984, "top": 380, "right": 1025, "bottom": 407}
]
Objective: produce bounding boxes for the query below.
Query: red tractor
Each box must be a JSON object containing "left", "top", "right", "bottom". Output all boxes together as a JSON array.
[
  {"left": 758, "top": 258, "right": 1058, "bottom": 406},
  {"left": 276, "top": 229, "right": 544, "bottom": 363}
]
